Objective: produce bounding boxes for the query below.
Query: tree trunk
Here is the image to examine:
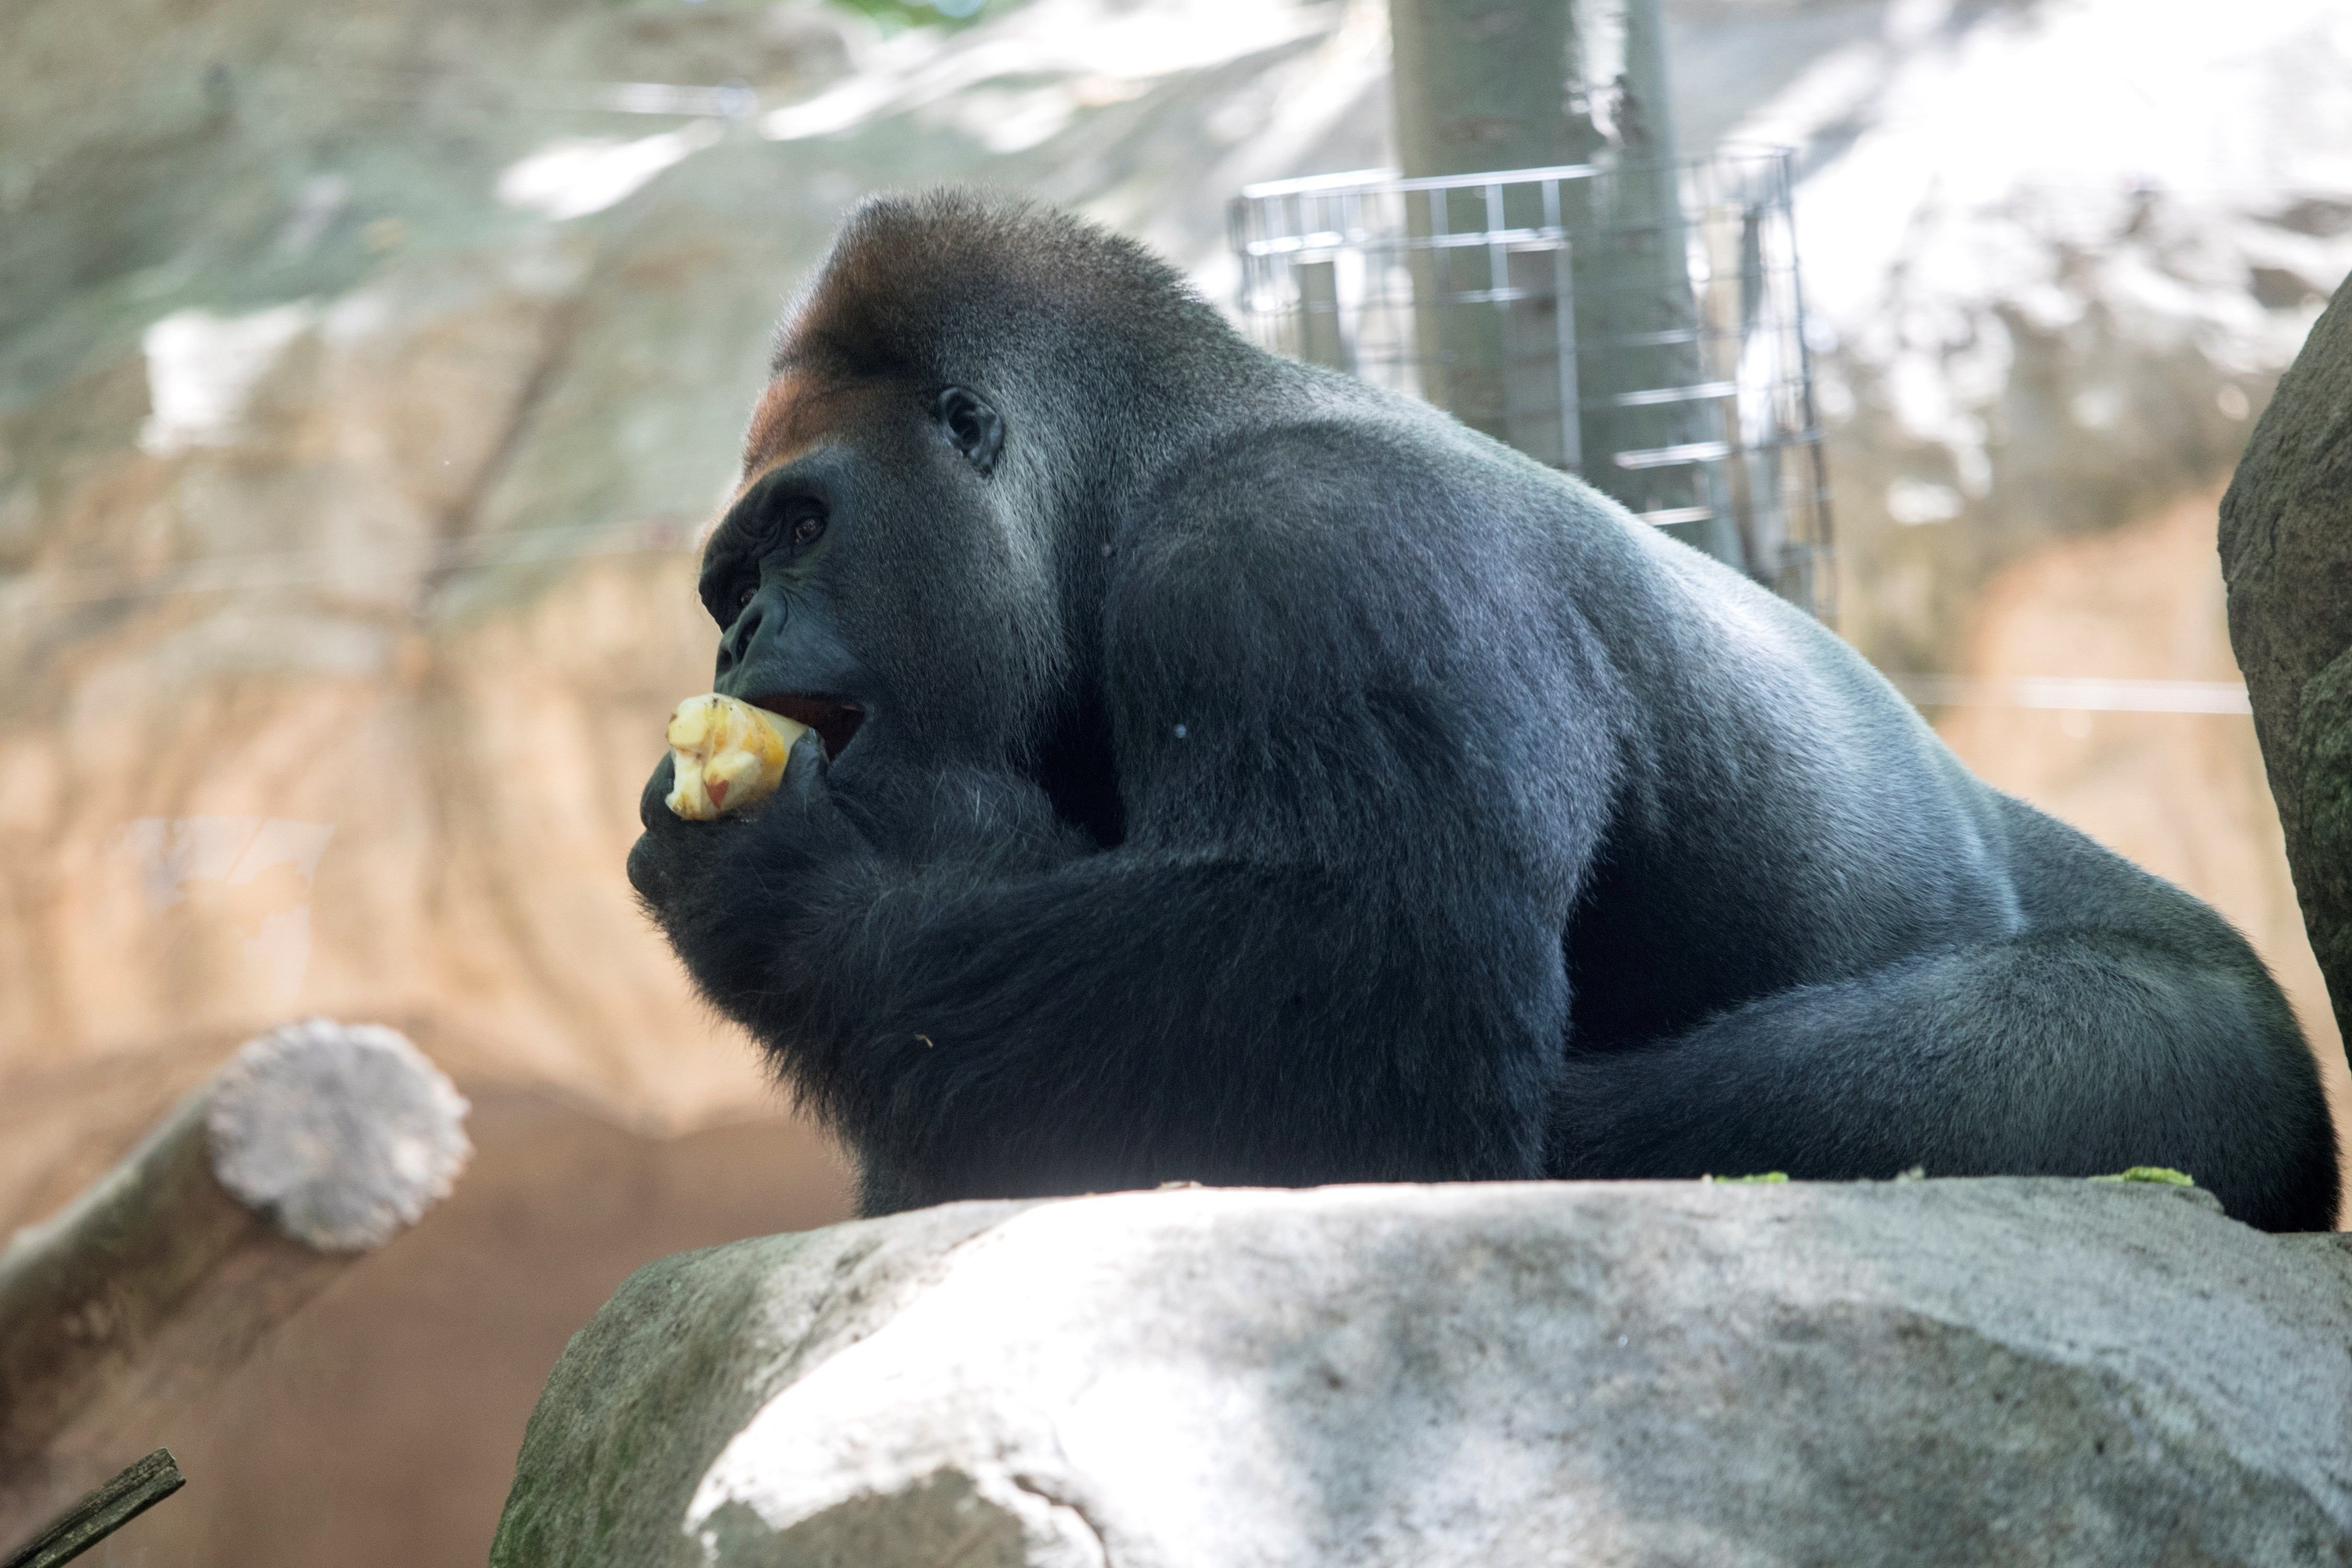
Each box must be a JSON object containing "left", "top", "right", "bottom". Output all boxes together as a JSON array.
[
  {"left": 2218, "top": 276, "right": 2352, "bottom": 1053},
  {"left": 1388, "top": 0, "right": 1597, "bottom": 176},
  {"left": 1386, "top": 0, "right": 1743, "bottom": 572}
]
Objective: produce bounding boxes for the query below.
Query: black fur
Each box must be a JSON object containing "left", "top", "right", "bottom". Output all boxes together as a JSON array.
[{"left": 629, "top": 191, "right": 2340, "bottom": 1230}]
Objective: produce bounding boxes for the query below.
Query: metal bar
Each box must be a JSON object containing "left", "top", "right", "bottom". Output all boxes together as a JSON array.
[
  {"left": 1889, "top": 676, "right": 2254, "bottom": 715},
  {"left": 1230, "top": 146, "right": 1831, "bottom": 620},
  {"left": 1606, "top": 326, "right": 1708, "bottom": 349},
  {"left": 1549, "top": 179, "right": 1581, "bottom": 473},
  {"left": 1242, "top": 149, "right": 1794, "bottom": 202},
  {"left": 1614, "top": 440, "right": 1733, "bottom": 469},
  {"left": 1599, "top": 381, "right": 1738, "bottom": 410}
]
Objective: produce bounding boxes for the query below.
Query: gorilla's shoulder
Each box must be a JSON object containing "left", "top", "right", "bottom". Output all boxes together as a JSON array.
[
  {"left": 1106, "top": 404, "right": 1654, "bottom": 710},
  {"left": 1148, "top": 400, "right": 1626, "bottom": 552},
  {"left": 1117, "top": 409, "right": 1653, "bottom": 666}
]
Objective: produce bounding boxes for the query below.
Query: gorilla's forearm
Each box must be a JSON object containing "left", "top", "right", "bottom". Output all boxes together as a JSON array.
[{"left": 715, "top": 850, "right": 1569, "bottom": 1207}]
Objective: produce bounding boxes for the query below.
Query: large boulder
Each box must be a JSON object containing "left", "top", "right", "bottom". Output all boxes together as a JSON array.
[
  {"left": 2221, "top": 272, "right": 2352, "bottom": 1049},
  {"left": 492, "top": 1179, "right": 2352, "bottom": 1567}
]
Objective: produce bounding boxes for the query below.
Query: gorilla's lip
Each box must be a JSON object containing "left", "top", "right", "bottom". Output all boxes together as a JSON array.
[{"left": 754, "top": 693, "right": 865, "bottom": 761}]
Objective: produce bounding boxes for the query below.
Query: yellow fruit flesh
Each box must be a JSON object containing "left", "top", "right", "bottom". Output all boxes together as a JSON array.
[{"left": 663, "top": 695, "right": 809, "bottom": 820}]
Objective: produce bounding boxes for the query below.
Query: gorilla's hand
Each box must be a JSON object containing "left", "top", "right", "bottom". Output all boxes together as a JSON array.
[{"left": 627, "top": 731, "right": 877, "bottom": 1020}]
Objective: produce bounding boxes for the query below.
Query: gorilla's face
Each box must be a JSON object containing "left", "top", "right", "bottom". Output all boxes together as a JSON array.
[{"left": 697, "top": 374, "right": 1058, "bottom": 775}]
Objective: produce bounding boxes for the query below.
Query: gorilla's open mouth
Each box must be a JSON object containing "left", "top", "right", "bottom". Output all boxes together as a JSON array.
[{"left": 756, "top": 694, "right": 866, "bottom": 761}]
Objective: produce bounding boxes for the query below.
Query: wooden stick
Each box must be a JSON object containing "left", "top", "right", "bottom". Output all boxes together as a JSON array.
[
  {"left": 0, "top": 1021, "right": 469, "bottom": 1540},
  {"left": 2, "top": 1450, "right": 184, "bottom": 1568}
]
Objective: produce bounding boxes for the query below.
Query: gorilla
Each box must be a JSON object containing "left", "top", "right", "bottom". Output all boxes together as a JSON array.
[{"left": 628, "top": 190, "right": 2339, "bottom": 1230}]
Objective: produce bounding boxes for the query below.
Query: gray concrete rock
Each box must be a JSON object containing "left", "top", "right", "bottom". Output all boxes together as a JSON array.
[
  {"left": 2221, "top": 269, "right": 2352, "bottom": 1051},
  {"left": 492, "top": 1179, "right": 2352, "bottom": 1567}
]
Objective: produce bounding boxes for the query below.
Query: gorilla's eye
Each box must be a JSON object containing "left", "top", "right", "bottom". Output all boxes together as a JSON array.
[
  {"left": 791, "top": 513, "right": 826, "bottom": 547},
  {"left": 733, "top": 581, "right": 758, "bottom": 616}
]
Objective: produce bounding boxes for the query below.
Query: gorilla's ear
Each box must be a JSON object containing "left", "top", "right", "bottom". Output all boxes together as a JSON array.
[{"left": 933, "top": 386, "right": 1003, "bottom": 476}]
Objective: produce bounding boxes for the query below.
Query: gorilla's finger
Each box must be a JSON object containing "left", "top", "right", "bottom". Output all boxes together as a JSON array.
[
  {"left": 781, "top": 730, "right": 831, "bottom": 806},
  {"left": 640, "top": 751, "right": 679, "bottom": 831},
  {"left": 625, "top": 831, "right": 666, "bottom": 903}
]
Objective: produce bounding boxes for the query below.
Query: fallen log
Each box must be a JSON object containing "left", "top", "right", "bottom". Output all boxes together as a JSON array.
[{"left": 0, "top": 1020, "right": 470, "bottom": 1543}]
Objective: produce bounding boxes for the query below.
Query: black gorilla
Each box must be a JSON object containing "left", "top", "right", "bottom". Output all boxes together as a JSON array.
[{"left": 628, "top": 191, "right": 2339, "bottom": 1230}]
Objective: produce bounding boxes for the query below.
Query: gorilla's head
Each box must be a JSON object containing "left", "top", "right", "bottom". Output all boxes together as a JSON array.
[
  {"left": 694, "top": 190, "right": 1252, "bottom": 782},
  {"left": 698, "top": 368, "right": 1033, "bottom": 770}
]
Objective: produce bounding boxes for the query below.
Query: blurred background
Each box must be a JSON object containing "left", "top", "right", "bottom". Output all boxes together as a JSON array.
[{"left": 3, "top": 0, "right": 2348, "bottom": 1560}]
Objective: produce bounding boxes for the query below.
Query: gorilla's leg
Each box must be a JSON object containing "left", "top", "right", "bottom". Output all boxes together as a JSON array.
[{"left": 1548, "top": 929, "right": 2340, "bottom": 1232}]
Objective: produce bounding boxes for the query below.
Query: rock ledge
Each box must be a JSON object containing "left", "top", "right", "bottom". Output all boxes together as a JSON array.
[{"left": 493, "top": 1179, "right": 2352, "bottom": 1567}]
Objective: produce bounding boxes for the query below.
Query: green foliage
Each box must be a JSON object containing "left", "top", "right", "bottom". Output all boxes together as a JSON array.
[
  {"left": 620, "top": 0, "right": 996, "bottom": 28},
  {"left": 2089, "top": 1166, "right": 2198, "bottom": 1187},
  {"left": 827, "top": 0, "right": 994, "bottom": 29}
]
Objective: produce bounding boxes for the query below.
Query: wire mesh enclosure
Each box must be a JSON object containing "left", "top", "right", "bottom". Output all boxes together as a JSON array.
[{"left": 1229, "top": 149, "right": 1834, "bottom": 620}]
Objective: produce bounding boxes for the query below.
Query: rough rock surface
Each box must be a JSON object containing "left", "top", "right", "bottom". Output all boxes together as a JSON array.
[
  {"left": 0, "top": 0, "right": 1398, "bottom": 1150},
  {"left": 1760, "top": 0, "right": 2352, "bottom": 677},
  {"left": 2221, "top": 271, "right": 2352, "bottom": 1049},
  {"left": 9, "top": 0, "right": 2349, "bottom": 1151},
  {"left": 493, "top": 1179, "right": 2352, "bottom": 1567}
]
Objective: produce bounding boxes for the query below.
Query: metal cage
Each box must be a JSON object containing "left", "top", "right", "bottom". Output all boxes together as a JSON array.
[{"left": 1229, "top": 149, "right": 1834, "bottom": 620}]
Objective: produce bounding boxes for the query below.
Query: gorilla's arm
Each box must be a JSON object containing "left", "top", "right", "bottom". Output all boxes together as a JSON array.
[
  {"left": 631, "top": 472, "right": 1610, "bottom": 1210},
  {"left": 1544, "top": 796, "right": 2343, "bottom": 1231},
  {"left": 1546, "top": 916, "right": 2336, "bottom": 1228},
  {"left": 632, "top": 756, "right": 1571, "bottom": 1209}
]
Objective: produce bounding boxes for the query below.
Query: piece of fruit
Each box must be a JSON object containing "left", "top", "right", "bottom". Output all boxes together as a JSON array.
[{"left": 664, "top": 694, "right": 809, "bottom": 820}]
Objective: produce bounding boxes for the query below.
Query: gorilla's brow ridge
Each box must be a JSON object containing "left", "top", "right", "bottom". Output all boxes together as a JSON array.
[{"left": 741, "top": 371, "right": 840, "bottom": 475}]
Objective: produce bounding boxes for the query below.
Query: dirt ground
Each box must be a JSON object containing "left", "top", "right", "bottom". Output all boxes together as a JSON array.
[{"left": 51, "top": 1086, "right": 853, "bottom": 1568}]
